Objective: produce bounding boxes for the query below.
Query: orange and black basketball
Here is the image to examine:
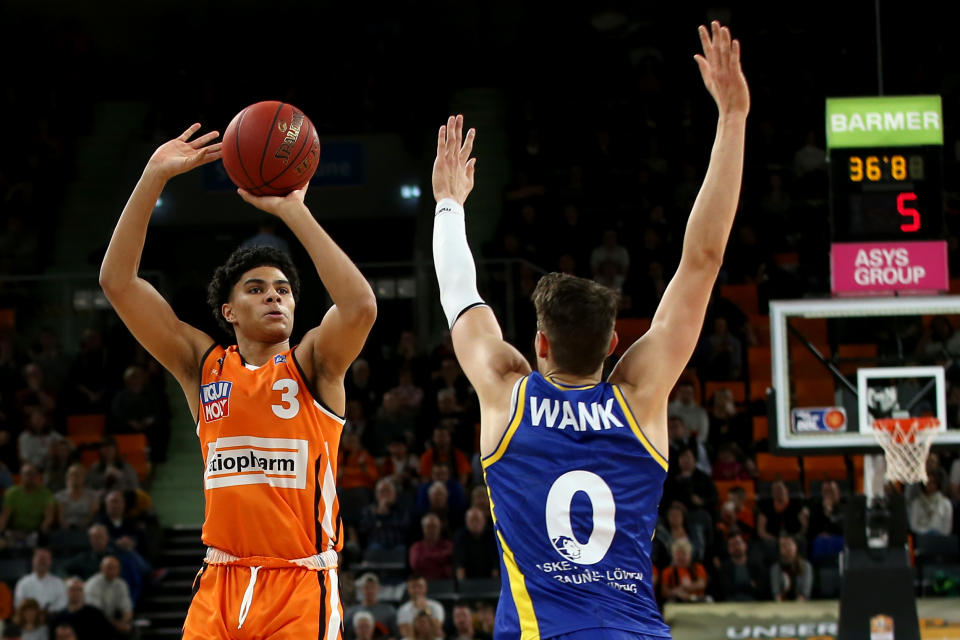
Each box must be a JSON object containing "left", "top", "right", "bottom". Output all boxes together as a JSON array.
[{"left": 221, "top": 101, "right": 321, "bottom": 196}]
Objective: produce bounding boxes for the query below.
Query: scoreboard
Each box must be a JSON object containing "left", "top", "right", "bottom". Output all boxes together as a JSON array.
[{"left": 826, "top": 96, "right": 947, "bottom": 294}]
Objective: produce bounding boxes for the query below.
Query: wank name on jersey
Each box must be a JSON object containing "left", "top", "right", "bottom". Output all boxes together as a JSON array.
[
  {"left": 201, "top": 381, "right": 233, "bottom": 423},
  {"left": 529, "top": 397, "right": 624, "bottom": 431}
]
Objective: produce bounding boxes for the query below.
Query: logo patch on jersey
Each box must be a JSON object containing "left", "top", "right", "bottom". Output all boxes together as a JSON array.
[
  {"left": 273, "top": 354, "right": 286, "bottom": 364},
  {"left": 201, "top": 381, "right": 233, "bottom": 423},
  {"left": 204, "top": 435, "right": 309, "bottom": 490},
  {"left": 552, "top": 535, "right": 583, "bottom": 561}
]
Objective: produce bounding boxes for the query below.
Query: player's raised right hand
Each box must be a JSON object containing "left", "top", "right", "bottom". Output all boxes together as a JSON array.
[
  {"left": 145, "top": 123, "right": 222, "bottom": 181},
  {"left": 694, "top": 21, "right": 749, "bottom": 117},
  {"left": 432, "top": 114, "right": 476, "bottom": 206}
]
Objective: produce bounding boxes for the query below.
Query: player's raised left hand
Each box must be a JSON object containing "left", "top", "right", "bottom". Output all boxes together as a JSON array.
[
  {"left": 433, "top": 114, "right": 476, "bottom": 206},
  {"left": 694, "top": 21, "right": 750, "bottom": 117},
  {"left": 237, "top": 183, "right": 310, "bottom": 220}
]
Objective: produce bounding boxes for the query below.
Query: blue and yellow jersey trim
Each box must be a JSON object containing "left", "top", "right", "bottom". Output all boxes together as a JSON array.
[
  {"left": 544, "top": 376, "right": 598, "bottom": 391},
  {"left": 612, "top": 385, "right": 668, "bottom": 472},
  {"left": 481, "top": 376, "right": 529, "bottom": 468}
]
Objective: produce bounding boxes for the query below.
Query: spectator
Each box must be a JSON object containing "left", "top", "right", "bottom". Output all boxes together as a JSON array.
[
  {"left": 469, "top": 485, "right": 489, "bottom": 515},
  {"left": 85, "top": 439, "right": 139, "bottom": 493},
  {"left": 663, "top": 447, "right": 718, "bottom": 518},
  {"left": 408, "top": 609, "right": 443, "bottom": 640},
  {"left": 346, "top": 359, "right": 380, "bottom": 418},
  {"left": 55, "top": 464, "right": 98, "bottom": 530},
  {"left": 83, "top": 556, "right": 132, "bottom": 637},
  {"left": 410, "top": 514, "right": 453, "bottom": 580},
  {"left": 757, "top": 480, "right": 808, "bottom": 541},
  {"left": 338, "top": 431, "right": 379, "bottom": 498},
  {"left": 707, "top": 389, "right": 751, "bottom": 449},
  {"left": 449, "top": 603, "right": 489, "bottom": 640},
  {"left": 371, "top": 392, "right": 414, "bottom": 456},
  {"left": 416, "top": 462, "right": 467, "bottom": 525},
  {"left": 14, "top": 549, "right": 66, "bottom": 612},
  {"left": 728, "top": 487, "right": 756, "bottom": 538},
  {"left": 807, "top": 480, "right": 846, "bottom": 560},
  {"left": 712, "top": 443, "right": 750, "bottom": 481},
  {"left": 716, "top": 532, "right": 765, "bottom": 601},
  {"left": 453, "top": 508, "right": 498, "bottom": 580},
  {"left": 379, "top": 436, "right": 420, "bottom": 493},
  {"left": 667, "top": 381, "right": 709, "bottom": 443},
  {"left": 109, "top": 365, "right": 161, "bottom": 435},
  {"left": 660, "top": 539, "right": 708, "bottom": 603},
  {"left": 47, "top": 577, "right": 113, "bottom": 640},
  {"left": 703, "top": 317, "right": 743, "bottom": 380},
  {"left": 474, "top": 603, "right": 495, "bottom": 638},
  {"left": 18, "top": 409, "right": 64, "bottom": 470},
  {"left": 94, "top": 491, "right": 146, "bottom": 554},
  {"left": 351, "top": 610, "right": 375, "bottom": 640},
  {"left": 44, "top": 440, "right": 77, "bottom": 493},
  {"left": 908, "top": 469, "right": 953, "bottom": 535},
  {"left": 770, "top": 536, "right": 812, "bottom": 602},
  {"left": 6, "top": 598, "right": 48, "bottom": 640},
  {"left": 590, "top": 230, "right": 630, "bottom": 290},
  {"left": 64, "top": 329, "right": 108, "bottom": 415},
  {"left": 389, "top": 369, "right": 424, "bottom": 416},
  {"left": 420, "top": 426, "right": 470, "bottom": 484},
  {"left": 61, "top": 523, "right": 145, "bottom": 602},
  {"left": 667, "top": 417, "right": 711, "bottom": 476},
  {"left": 436, "top": 390, "right": 473, "bottom": 456},
  {"left": 391, "top": 330, "right": 430, "bottom": 386},
  {"left": 396, "top": 575, "right": 444, "bottom": 639},
  {"left": 354, "top": 478, "right": 410, "bottom": 552},
  {"left": 29, "top": 328, "right": 68, "bottom": 400},
  {"left": 655, "top": 501, "right": 706, "bottom": 565},
  {"left": 52, "top": 625, "right": 77, "bottom": 640},
  {"left": 343, "top": 573, "right": 397, "bottom": 640},
  {"left": 14, "top": 363, "right": 57, "bottom": 419},
  {"left": 0, "top": 463, "right": 56, "bottom": 544}
]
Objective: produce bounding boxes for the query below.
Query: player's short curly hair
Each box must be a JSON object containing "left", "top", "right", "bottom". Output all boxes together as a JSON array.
[{"left": 206, "top": 246, "right": 301, "bottom": 335}]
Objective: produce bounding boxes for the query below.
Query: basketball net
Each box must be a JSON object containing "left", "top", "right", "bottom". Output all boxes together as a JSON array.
[{"left": 871, "top": 417, "right": 939, "bottom": 485}]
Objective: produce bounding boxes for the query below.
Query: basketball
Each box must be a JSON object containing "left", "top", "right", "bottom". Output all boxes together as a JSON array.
[{"left": 221, "top": 101, "right": 321, "bottom": 196}]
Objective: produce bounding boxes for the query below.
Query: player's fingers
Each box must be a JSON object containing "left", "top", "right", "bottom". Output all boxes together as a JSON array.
[
  {"left": 237, "top": 188, "right": 255, "bottom": 204},
  {"left": 718, "top": 26, "right": 731, "bottom": 66},
  {"left": 465, "top": 157, "right": 477, "bottom": 182},
  {"left": 460, "top": 128, "right": 476, "bottom": 162},
  {"left": 731, "top": 38, "right": 741, "bottom": 66},
  {"left": 453, "top": 114, "right": 464, "bottom": 151},
  {"left": 437, "top": 125, "right": 446, "bottom": 158},
  {"left": 179, "top": 123, "right": 201, "bottom": 141},
  {"left": 445, "top": 115, "right": 457, "bottom": 155},
  {"left": 198, "top": 150, "right": 222, "bottom": 165},
  {"left": 202, "top": 142, "right": 223, "bottom": 154},
  {"left": 694, "top": 54, "right": 709, "bottom": 80},
  {"left": 191, "top": 130, "right": 220, "bottom": 148},
  {"left": 697, "top": 24, "right": 711, "bottom": 56}
]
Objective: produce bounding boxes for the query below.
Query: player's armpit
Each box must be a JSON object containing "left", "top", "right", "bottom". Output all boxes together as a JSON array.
[{"left": 451, "top": 306, "right": 531, "bottom": 404}]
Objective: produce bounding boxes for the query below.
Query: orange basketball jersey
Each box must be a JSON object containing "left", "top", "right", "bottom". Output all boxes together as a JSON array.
[{"left": 197, "top": 345, "right": 344, "bottom": 560}]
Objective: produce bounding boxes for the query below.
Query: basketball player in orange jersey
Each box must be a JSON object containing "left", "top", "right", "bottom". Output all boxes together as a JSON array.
[
  {"left": 100, "top": 124, "right": 376, "bottom": 639},
  {"left": 432, "top": 23, "right": 747, "bottom": 638}
]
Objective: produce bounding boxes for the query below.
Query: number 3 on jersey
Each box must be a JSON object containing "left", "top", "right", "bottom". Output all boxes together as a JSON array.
[
  {"left": 272, "top": 378, "right": 300, "bottom": 419},
  {"left": 545, "top": 470, "right": 616, "bottom": 565}
]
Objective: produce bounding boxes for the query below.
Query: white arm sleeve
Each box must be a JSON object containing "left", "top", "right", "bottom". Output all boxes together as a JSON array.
[{"left": 432, "top": 198, "right": 486, "bottom": 328}]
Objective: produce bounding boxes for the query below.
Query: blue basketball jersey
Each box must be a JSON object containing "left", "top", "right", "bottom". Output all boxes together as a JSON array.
[{"left": 482, "top": 372, "right": 671, "bottom": 640}]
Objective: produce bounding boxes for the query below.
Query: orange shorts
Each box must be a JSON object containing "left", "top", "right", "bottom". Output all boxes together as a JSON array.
[{"left": 183, "top": 563, "right": 343, "bottom": 640}]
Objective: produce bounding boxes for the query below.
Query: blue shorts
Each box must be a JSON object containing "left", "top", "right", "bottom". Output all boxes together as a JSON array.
[{"left": 547, "top": 630, "right": 671, "bottom": 640}]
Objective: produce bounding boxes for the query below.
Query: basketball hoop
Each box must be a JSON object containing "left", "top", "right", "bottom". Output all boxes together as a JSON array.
[{"left": 871, "top": 417, "right": 939, "bottom": 484}]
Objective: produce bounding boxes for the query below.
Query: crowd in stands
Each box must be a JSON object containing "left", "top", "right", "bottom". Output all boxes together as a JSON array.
[{"left": 0, "top": 322, "right": 165, "bottom": 638}]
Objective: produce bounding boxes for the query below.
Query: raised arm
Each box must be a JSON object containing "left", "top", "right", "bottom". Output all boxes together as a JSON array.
[
  {"left": 610, "top": 22, "right": 749, "bottom": 418},
  {"left": 431, "top": 116, "right": 531, "bottom": 453},
  {"left": 237, "top": 187, "right": 377, "bottom": 415},
  {"left": 99, "top": 124, "right": 221, "bottom": 408}
]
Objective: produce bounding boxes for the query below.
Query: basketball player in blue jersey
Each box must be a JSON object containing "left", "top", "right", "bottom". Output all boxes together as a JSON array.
[{"left": 430, "top": 22, "right": 748, "bottom": 639}]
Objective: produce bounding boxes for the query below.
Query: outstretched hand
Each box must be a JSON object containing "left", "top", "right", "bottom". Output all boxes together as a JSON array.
[
  {"left": 694, "top": 21, "right": 750, "bottom": 117},
  {"left": 237, "top": 183, "right": 310, "bottom": 220},
  {"left": 145, "top": 123, "right": 222, "bottom": 181},
  {"left": 432, "top": 114, "right": 476, "bottom": 205}
]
